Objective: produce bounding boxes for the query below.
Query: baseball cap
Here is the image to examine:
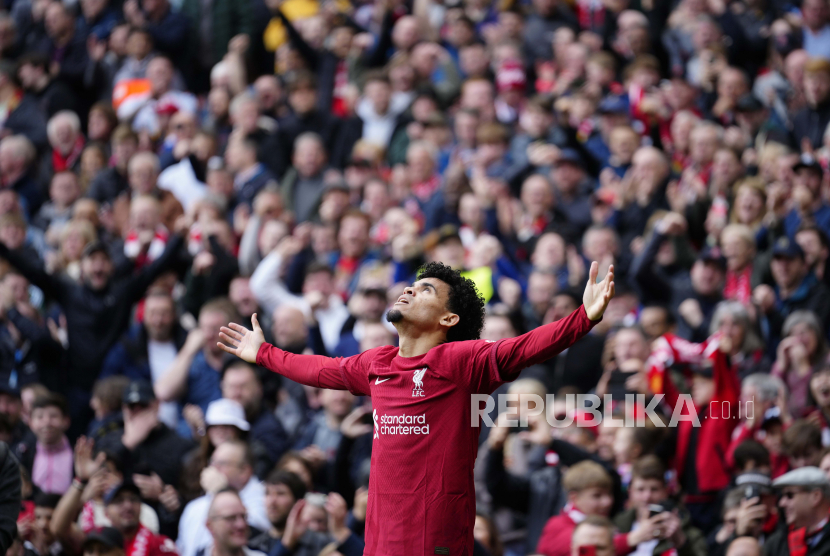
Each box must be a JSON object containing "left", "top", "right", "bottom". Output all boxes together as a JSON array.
[
  {"left": 697, "top": 245, "right": 727, "bottom": 269},
  {"left": 82, "top": 241, "right": 111, "bottom": 260},
  {"left": 123, "top": 380, "right": 155, "bottom": 405},
  {"left": 205, "top": 398, "right": 250, "bottom": 432},
  {"left": 793, "top": 153, "right": 823, "bottom": 175},
  {"left": 103, "top": 481, "right": 141, "bottom": 505},
  {"left": 772, "top": 236, "right": 805, "bottom": 260},
  {"left": 598, "top": 95, "right": 629, "bottom": 115},
  {"left": 82, "top": 528, "right": 124, "bottom": 551},
  {"left": 0, "top": 382, "right": 20, "bottom": 398},
  {"left": 735, "top": 471, "right": 774, "bottom": 495},
  {"left": 554, "top": 148, "right": 584, "bottom": 168}
]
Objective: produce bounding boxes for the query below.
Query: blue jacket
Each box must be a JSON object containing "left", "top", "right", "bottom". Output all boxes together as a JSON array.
[{"left": 100, "top": 323, "right": 189, "bottom": 383}]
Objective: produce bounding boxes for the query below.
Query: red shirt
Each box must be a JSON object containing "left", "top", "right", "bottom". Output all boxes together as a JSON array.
[
  {"left": 537, "top": 505, "right": 633, "bottom": 556},
  {"left": 257, "top": 306, "right": 598, "bottom": 556},
  {"left": 125, "top": 525, "right": 178, "bottom": 556}
]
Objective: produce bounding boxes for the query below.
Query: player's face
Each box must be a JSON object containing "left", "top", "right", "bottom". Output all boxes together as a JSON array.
[{"left": 386, "top": 279, "right": 455, "bottom": 329}]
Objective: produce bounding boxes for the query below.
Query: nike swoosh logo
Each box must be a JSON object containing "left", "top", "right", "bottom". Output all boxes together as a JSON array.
[{"left": 375, "top": 377, "right": 391, "bottom": 385}]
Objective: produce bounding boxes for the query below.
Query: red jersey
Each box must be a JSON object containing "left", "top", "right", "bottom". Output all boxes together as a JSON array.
[
  {"left": 257, "top": 306, "right": 598, "bottom": 556},
  {"left": 125, "top": 525, "right": 177, "bottom": 556}
]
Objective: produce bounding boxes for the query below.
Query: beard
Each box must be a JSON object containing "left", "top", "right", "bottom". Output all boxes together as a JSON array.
[{"left": 385, "top": 308, "right": 403, "bottom": 323}]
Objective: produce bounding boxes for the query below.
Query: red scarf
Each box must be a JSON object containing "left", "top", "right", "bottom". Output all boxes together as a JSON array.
[
  {"left": 789, "top": 515, "right": 829, "bottom": 556},
  {"left": 52, "top": 136, "right": 85, "bottom": 173},
  {"left": 331, "top": 60, "right": 349, "bottom": 118},
  {"left": 724, "top": 266, "right": 752, "bottom": 304},
  {"left": 411, "top": 175, "right": 441, "bottom": 202},
  {"left": 126, "top": 525, "right": 153, "bottom": 556}
]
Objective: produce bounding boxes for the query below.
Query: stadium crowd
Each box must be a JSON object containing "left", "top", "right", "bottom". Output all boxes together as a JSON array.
[{"left": 6, "top": 0, "right": 830, "bottom": 553}]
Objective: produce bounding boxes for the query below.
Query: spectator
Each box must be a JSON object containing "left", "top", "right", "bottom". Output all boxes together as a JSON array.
[
  {"left": 773, "top": 311, "right": 828, "bottom": 415},
  {"left": 122, "top": 0, "right": 188, "bottom": 69},
  {"left": 36, "top": 3, "right": 88, "bottom": 93},
  {"left": 0, "top": 229, "right": 184, "bottom": 434},
  {"left": 250, "top": 240, "right": 349, "bottom": 355},
  {"left": 86, "top": 126, "right": 138, "bottom": 206},
  {"left": 100, "top": 291, "right": 187, "bottom": 429},
  {"left": 782, "top": 420, "right": 823, "bottom": 469},
  {"left": 220, "top": 361, "right": 289, "bottom": 478},
  {"left": 569, "top": 516, "right": 615, "bottom": 556},
  {"left": 86, "top": 376, "right": 128, "bottom": 441},
  {"left": 276, "top": 133, "right": 328, "bottom": 224},
  {"left": 154, "top": 299, "right": 237, "bottom": 431},
  {"left": 16, "top": 51, "right": 79, "bottom": 120},
  {"left": 14, "top": 393, "right": 72, "bottom": 495},
  {"left": 764, "top": 467, "right": 830, "bottom": 555},
  {"left": 97, "top": 380, "right": 193, "bottom": 489},
  {"left": 536, "top": 461, "right": 620, "bottom": 556},
  {"left": 613, "top": 455, "right": 707, "bottom": 556},
  {"left": 203, "top": 489, "right": 265, "bottom": 556},
  {"left": 50, "top": 437, "right": 175, "bottom": 556},
  {"left": 755, "top": 239, "right": 830, "bottom": 346},
  {"left": 792, "top": 58, "right": 830, "bottom": 149},
  {"left": 0, "top": 136, "right": 42, "bottom": 218},
  {"left": 176, "top": 440, "right": 269, "bottom": 556},
  {"left": 20, "top": 492, "right": 65, "bottom": 556}
]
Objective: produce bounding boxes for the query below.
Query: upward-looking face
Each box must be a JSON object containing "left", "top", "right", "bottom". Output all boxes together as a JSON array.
[{"left": 386, "top": 278, "right": 456, "bottom": 331}]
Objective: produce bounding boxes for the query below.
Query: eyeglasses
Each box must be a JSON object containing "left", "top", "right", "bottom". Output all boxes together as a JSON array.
[
  {"left": 211, "top": 513, "right": 247, "bottom": 524},
  {"left": 780, "top": 489, "right": 805, "bottom": 500}
]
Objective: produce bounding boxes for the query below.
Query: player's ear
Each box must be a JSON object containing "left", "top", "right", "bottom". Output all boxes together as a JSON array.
[{"left": 441, "top": 312, "right": 459, "bottom": 328}]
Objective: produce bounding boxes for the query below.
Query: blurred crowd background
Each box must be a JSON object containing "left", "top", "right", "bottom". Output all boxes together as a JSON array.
[{"left": 4, "top": 0, "right": 830, "bottom": 554}]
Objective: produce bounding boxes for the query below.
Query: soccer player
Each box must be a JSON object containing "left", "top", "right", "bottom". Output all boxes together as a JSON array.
[{"left": 217, "top": 260, "right": 615, "bottom": 556}]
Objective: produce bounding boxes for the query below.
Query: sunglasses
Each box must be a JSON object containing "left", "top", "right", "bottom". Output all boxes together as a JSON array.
[{"left": 780, "top": 489, "right": 805, "bottom": 500}]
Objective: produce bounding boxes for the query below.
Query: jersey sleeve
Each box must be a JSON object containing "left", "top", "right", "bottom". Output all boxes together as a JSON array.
[
  {"left": 467, "top": 305, "right": 599, "bottom": 394},
  {"left": 255, "top": 343, "right": 373, "bottom": 396}
]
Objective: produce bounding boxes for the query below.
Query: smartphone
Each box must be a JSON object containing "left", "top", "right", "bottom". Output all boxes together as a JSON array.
[
  {"left": 648, "top": 503, "right": 665, "bottom": 518},
  {"left": 744, "top": 485, "right": 761, "bottom": 501},
  {"left": 607, "top": 370, "right": 637, "bottom": 399},
  {"left": 578, "top": 546, "right": 597, "bottom": 556}
]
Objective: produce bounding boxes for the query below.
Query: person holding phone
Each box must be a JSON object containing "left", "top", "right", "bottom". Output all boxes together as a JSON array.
[{"left": 612, "top": 456, "right": 707, "bottom": 556}]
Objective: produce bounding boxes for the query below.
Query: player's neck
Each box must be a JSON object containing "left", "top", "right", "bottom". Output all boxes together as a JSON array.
[{"left": 397, "top": 331, "right": 444, "bottom": 358}]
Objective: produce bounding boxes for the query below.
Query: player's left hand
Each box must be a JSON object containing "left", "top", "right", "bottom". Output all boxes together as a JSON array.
[{"left": 583, "top": 261, "right": 615, "bottom": 321}]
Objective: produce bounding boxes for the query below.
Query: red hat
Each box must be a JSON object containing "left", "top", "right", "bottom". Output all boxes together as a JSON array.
[{"left": 496, "top": 60, "right": 526, "bottom": 93}]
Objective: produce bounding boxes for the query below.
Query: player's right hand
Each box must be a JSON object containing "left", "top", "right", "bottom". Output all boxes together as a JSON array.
[{"left": 218, "top": 313, "right": 265, "bottom": 364}]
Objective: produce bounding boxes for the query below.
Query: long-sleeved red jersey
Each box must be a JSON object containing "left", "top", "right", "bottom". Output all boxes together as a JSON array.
[{"left": 256, "top": 305, "right": 598, "bottom": 556}]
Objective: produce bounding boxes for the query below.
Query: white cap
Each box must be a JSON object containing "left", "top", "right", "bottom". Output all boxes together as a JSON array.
[{"left": 205, "top": 398, "right": 250, "bottom": 431}]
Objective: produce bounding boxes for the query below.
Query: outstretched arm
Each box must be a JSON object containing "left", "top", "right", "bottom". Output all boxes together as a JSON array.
[
  {"left": 490, "top": 262, "right": 614, "bottom": 382},
  {"left": 218, "top": 314, "right": 358, "bottom": 391}
]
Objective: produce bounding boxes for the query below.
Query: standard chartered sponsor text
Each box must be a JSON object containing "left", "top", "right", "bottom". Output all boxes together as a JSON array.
[{"left": 378, "top": 413, "right": 430, "bottom": 435}]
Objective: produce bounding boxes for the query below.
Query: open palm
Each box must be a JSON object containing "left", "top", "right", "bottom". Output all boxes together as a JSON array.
[
  {"left": 217, "top": 313, "right": 265, "bottom": 363},
  {"left": 583, "top": 261, "right": 615, "bottom": 321}
]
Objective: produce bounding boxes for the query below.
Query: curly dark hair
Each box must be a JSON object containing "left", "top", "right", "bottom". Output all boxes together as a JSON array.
[{"left": 416, "top": 261, "right": 486, "bottom": 342}]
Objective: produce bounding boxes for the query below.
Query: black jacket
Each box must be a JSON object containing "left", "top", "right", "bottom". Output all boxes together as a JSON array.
[
  {"left": 485, "top": 439, "right": 623, "bottom": 554},
  {"left": 86, "top": 167, "right": 129, "bottom": 206},
  {"left": 792, "top": 99, "right": 830, "bottom": 149},
  {"left": 4, "top": 93, "right": 47, "bottom": 151},
  {"left": 0, "top": 234, "right": 185, "bottom": 390},
  {"left": 97, "top": 423, "right": 195, "bottom": 487},
  {"left": 764, "top": 519, "right": 830, "bottom": 556}
]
